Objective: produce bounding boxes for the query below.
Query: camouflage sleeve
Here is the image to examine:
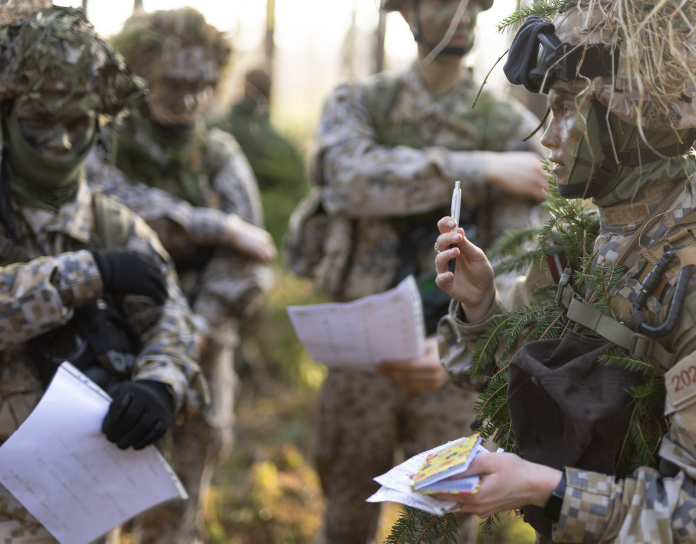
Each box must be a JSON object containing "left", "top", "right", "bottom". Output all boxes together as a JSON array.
[
  {"left": 437, "top": 297, "right": 505, "bottom": 390},
  {"left": 551, "top": 458, "right": 696, "bottom": 543},
  {"left": 119, "top": 212, "right": 208, "bottom": 426},
  {"left": 192, "top": 249, "right": 274, "bottom": 324},
  {"left": 312, "top": 82, "right": 485, "bottom": 217},
  {"left": 86, "top": 152, "right": 237, "bottom": 248},
  {"left": 207, "top": 129, "right": 265, "bottom": 227},
  {"left": 190, "top": 143, "right": 273, "bottom": 322},
  {"left": 0, "top": 250, "right": 102, "bottom": 350}
]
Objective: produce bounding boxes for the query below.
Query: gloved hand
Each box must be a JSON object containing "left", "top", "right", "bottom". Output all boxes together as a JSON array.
[
  {"left": 90, "top": 249, "right": 168, "bottom": 304},
  {"left": 102, "top": 380, "right": 174, "bottom": 450}
]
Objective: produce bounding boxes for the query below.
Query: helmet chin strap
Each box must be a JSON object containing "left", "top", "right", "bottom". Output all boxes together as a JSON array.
[{"left": 410, "top": 0, "right": 473, "bottom": 58}]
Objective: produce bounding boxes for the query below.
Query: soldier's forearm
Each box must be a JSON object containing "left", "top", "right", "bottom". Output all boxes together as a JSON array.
[
  {"left": 0, "top": 250, "right": 102, "bottom": 350},
  {"left": 321, "top": 146, "right": 486, "bottom": 217}
]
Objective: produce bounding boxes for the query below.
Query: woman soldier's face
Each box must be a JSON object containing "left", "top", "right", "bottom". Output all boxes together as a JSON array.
[
  {"left": 13, "top": 72, "right": 96, "bottom": 163},
  {"left": 541, "top": 89, "right": 590, "bottom": 186}
]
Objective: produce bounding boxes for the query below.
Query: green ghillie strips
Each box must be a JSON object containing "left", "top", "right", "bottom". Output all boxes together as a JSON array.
[
  {"left": 0, "top": 4, "right": 146, "bottom": 116},
  {"left": 110, "top": 7, "right": 231, "bottom": 83}
]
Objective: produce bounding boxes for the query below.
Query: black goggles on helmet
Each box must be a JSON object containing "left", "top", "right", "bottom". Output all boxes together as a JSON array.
[{"left": 504, "top": 16, "right": 619, "bottom": 94}]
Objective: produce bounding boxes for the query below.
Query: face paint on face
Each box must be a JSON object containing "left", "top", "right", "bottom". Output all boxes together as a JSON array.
[
  {"left": 14, "top": 93, "right": 97, "bottom": 163},
  {"left": 147, "top": 77, "right": 215, "bottom": 127},
  {"left": 541, "top": 89, "right": 591, "bottom": 186},
  {"left": 417, "top": 0, "right": 483, "bottom": 53}
]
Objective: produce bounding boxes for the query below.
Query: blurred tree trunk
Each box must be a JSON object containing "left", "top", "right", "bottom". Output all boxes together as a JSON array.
[
  {"left": 374, "top": 9, "right": 387, "bottom": 73},
  {"left": 265, "top": 0, "right": 275, "bottom": 59},
  {"left": 134, "top": 0, "right": 143, "bottom": 12},
  {"left": 82, "top": 0, "right": 87, "bottom": 12}
]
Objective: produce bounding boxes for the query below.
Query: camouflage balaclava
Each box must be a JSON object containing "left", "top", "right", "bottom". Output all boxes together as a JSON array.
[
  {"left": 504, "top": 0, "right": 696, "bottom": 208},
  {"left": 111, "top": 7, "right": 231, "bottom": 140},
  {"left": 0, "top": 2, "right": 146, "bottom": 219}
]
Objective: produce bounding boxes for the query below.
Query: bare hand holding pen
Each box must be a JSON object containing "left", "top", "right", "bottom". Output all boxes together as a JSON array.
[{"left": 434, "top": 216, "right": 496, "bottom": 323}]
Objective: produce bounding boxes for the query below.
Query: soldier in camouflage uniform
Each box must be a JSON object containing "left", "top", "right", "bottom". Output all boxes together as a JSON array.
[
  {"left": 435, "top": 1, "right": 696, "bottom": 542},
  {"left": 86, "top": 8, "right": 276, "bottom": 544},
  {"left": 0, "top": 3, "right": 207, "bottom": 543},
  {"left": 296, "top": 0, "right": 550, "bottom": 541}
]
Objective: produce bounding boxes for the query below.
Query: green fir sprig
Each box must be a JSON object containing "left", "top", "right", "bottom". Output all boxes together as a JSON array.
[
  {"left": 497, "top": 0, "right": 579, "bottom": 33},
  {"left": 385, "top": 508, "right": 458, "bottom": 544}
]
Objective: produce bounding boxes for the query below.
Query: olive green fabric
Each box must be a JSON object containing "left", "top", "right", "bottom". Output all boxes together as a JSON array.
[
  {"left": 0, "top": 5, "right": 146, "bottom": 116},
  {"left": 567, "top": 101, "right": 696, "bottom": 208},
  {"left": 5, "top": 109, "right": 93, "bottom": 212},
  {"left": 115, "top": 122, "right": 207, "bottom": 207}
]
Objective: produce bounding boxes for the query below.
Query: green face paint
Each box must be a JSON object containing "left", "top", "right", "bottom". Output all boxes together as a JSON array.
[
  {"left": 542, "top": 90, "right": 590, "bottom": 188},
  {"left": 5, "top": 97, "right": 97, "bottom": 213},
  {"left": 14, "top": 93, "right": 96, "bottom": 163}
]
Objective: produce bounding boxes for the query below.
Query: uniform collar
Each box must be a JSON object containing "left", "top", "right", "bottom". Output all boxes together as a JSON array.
[
  {"left": 597, "top": 179, "right": 692, "bottom": 234},
  {"left": 401, "top": 62, "right": 472, "bottom": 110},
  {"left": 19, "top": 180, "right": 93, "bottom": 244}
]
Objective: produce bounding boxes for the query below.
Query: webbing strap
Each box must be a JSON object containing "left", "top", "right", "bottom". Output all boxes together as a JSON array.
[{"left": 557, "top": 283, "right": 674, "bottom": 368}]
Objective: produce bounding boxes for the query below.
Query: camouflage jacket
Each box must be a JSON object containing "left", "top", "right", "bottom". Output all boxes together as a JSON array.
[
  {"left": 439, "top": 178, "right": 696, "bottom": 543},
  {"left": 87, "top": 122, "right": 272, "bottom": 326},
  {"left": 0, "top": 181, "right": 208, "bottom": 440},
  {"left": 311, "top": 63, "right": 544, "bottom": 303}
]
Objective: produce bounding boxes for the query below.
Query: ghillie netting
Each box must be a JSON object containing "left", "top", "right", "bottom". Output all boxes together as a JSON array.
[{"left": 110, "top": 7, "right": 232, "bottom": 82}]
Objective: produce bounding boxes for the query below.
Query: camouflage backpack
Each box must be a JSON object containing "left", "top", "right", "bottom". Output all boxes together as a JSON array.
[{"left": 282, "top": 74, "right": 402, "bottom": 295}]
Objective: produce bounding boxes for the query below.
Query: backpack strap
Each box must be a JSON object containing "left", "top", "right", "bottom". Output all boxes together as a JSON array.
[
  {"left": 556, "top": 272, "right": 675, "bottom": 368},
  {"left": 363, "top": 73, "right": 403, "bottom": 146},
  {"left": 93, "top": 193, "right": 133, "bottom": 249}
]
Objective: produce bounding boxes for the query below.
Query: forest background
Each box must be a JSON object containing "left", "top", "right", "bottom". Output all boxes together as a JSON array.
[{"left": 51, "top": 0, "right": 540, "bottom": 541}]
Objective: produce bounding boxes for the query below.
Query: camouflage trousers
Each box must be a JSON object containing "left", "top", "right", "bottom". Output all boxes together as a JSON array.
[
  {"left": 133, "top": 322, "right": 238, "bottom": 544},
  {"left": 315, "top": 368, "right": 479, "bottom": 544}
]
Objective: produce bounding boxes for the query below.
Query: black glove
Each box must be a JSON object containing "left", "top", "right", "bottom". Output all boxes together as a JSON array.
[
  {"left": 90, "top": 249, "right": 168, "bottom": 304},
  {"left": 102, "top": 380, "right": 174, "bottom": 450}
]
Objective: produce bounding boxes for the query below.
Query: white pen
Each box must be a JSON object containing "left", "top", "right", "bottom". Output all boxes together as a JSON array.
[{"left": 449, "top": 181, "right": 461, "bottom": 273}]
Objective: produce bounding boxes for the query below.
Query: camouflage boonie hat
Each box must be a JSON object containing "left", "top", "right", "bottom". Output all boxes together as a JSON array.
[
  {"left": 111, "top": 8, "right": 231, "bottom": 85},
  {"left": 0, "top": 2, "right": 146, "bottom": 115},
  {"left": 552, "top": 0, "right": 696, "bottom": 131}
]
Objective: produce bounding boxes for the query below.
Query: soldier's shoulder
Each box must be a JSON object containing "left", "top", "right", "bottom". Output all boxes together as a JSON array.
[{"left": 202, "top": 128, "right": 243, "bottom": 171}]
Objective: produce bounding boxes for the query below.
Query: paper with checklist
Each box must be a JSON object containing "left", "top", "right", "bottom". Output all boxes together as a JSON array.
[
  {"left": 287, "top": 275, "right": 426, "bottom": 367},
  {"left": 0, "top": 363, "right": 187, "bottom": 544}
]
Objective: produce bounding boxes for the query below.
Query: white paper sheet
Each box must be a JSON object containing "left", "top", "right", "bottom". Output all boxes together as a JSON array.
[
  {"left": 287, "top": 275, "right": 426, "bottom": 367},
  {"left": 367, "top": 437, "right": 489, "bottom": 515},
  {"left": 0, "top": 363, "right": 187, "bottom": 544}
]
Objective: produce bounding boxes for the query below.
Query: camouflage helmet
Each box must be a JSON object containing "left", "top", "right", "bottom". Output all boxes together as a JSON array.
[
  {"left": 111, "top": 8, "right": 231, "bottom": 86},
  {"left": 0, "top": 1, "right": 146, "bottom": 116},
  {"left": 506, "top": 0, "right": 696, "bottom": 132}
]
